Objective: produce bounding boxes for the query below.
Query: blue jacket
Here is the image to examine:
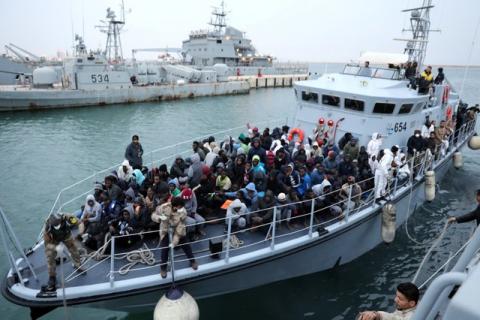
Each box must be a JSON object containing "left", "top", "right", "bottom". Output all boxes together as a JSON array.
[
  {"left": 296, "top": 173, "right": 311, "bottom": 197},
  {"left": 225, "top": 182, "right": 259, "bottom": 211}
]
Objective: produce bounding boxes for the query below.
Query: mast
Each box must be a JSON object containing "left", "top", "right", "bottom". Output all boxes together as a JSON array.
[
  {"left": 208, "top": 1, "right": 227, "bottom": 35},
  {"left": 401, "top": 0, "right": 434, "bottom": 69},
  {"left": 96, "top": 6, "right": 125, "bottom": 63}
]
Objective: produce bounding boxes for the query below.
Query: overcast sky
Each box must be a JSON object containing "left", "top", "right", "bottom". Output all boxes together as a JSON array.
[{"left": 1, "top": 0, "right": 479, "bottom": 65}]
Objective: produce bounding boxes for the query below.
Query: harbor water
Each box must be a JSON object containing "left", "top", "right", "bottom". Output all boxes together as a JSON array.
[{"left": 0, "top": 65, "right": 479, "bottom": 319}]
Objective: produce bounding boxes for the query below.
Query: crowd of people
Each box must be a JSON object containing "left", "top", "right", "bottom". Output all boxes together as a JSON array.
[{"left": 61, "top": 66, "right": 479, "bottom": 279}]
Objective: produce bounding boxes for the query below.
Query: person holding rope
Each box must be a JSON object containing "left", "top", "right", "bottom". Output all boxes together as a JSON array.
[
  {"left": 358, "top": 282, "right": 419, "bottom": 320},
  {"left": 152, "top": 197, "right": 198, "bottom": 279},
  {"left": 448, "top": 189, "right": 480, "bottom": 226}
]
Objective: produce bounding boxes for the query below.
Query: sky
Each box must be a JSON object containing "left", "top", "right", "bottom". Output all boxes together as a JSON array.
[{"left": 0, "top": 0, "right": 479, "bottom": 65}]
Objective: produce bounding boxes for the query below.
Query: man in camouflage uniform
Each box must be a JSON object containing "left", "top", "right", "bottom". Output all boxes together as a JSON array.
[{"left": 43, "top": 213, "right": 84, "bottom": 290}]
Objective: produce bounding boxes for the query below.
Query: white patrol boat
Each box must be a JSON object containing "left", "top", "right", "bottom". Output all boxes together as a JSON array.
[{"left": 1, "top": 1, "right": 479, "bottom": 318}]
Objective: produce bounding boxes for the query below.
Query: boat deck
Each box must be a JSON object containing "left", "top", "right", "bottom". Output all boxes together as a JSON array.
[{"left": 20, "top": 214, "right": 339, "bottom": 291}]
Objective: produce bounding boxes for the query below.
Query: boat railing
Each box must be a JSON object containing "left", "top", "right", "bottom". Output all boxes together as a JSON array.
[
  {"left": 66, "top": 179, "right": 376, "bottom": 285},
  {"left": 58, "top": 117, "right": 479, "bottom": 288},
  {"left": 35, "top": 116, "right": 477, "bottom": 288},
  {"left": 342, "top": 64, "right": 401, "bottom": 80},
  {"left": 39, "top": 118, "right": 286, "bottom": 241}
]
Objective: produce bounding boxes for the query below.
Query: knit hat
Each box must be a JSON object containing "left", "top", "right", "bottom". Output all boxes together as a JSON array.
[
  {"left": 252, "top": 155, "right": 260, "bottom": 162},
  {"left": 277, "top": 193, "right": 286, "bottom": 201},
  {"left": 181, "top": 188, "right": 193, "bottom": 200}
]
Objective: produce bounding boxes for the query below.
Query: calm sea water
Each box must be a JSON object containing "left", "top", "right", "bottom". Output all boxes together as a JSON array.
[{"left": 0, "top": 66, "right": 479, "bottom": 319}]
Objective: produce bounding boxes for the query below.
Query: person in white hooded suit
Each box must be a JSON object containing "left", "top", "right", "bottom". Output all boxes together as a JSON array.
[
  {"left": 375, "top": 146, "right": 399, "bottom": 201},
  {"left": 367, "top": 132, "right": 383, "bottom": 158}
]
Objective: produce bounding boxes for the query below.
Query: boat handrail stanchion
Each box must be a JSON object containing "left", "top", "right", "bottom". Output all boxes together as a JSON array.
[
  {"left": 168, "top": 227, "right": 176, "bottom": 284},
  {"left": 270, "top": 206, "right": 277, "bottom": 250},
  {"left": 109, "top": 236, "right": 115, "bottom": 287},
  {"left": 0, "top": 212, "right": 24, "bottom": 285},
  {"left": 225, "top": 216, "right": 232, "bottom": 263},
  {"left": 0, "top": 207, "right": 38, "bottom": 280},
  {"left": 308, "top": 199, "right": 315, "bottom": 238},
  {"left": 345, "top": 184, "right": 353, "bottom": 221}
]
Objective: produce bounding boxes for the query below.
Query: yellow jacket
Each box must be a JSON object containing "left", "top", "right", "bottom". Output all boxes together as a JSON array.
[{"left": 421, "top": 71, "right": 433, "bottom": 82}]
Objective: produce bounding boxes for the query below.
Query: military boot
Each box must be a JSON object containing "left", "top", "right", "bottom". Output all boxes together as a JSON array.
[{"left": 46, "top": 276, "right": 56, "bottom": 291}]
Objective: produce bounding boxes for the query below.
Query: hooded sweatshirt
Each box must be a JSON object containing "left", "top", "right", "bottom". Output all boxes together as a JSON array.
[
  {"left": 367, "top": 133, "right": 382, "bottom": 157},
  {"left": 188, "top": 153, "right": 203, "bottom": 187},
  {"left": 81, "top": 194, "right": 102, "bottom": 222},
  {"left": 225, "top": 182, "right": 259, "bottom": 211},
  {"left": 132, "top": 169, "right": 145, "bottom": 186},
  {"left": 117, "top": 160, "right": 133, "bottom": 181}
]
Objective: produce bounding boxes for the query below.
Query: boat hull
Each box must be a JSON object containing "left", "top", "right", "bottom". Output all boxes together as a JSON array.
[
  {"left": 2, "top": 142, "right": 459, "bottom": 313},
  {"left": 0, "top": 81, "right": 250, "bottom": 111}
]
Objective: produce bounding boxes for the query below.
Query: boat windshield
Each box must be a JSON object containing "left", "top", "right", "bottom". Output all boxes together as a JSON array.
[{"left": 342, "top": 64, "right": 401, "bottom": 80}]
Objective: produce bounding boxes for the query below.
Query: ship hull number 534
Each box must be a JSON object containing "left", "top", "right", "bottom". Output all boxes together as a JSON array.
[{"left": 91, "top": 74, "right": 110, "bottom": 83}]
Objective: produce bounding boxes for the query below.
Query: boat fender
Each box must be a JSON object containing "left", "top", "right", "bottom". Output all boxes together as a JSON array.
[
  {"left": 154, "top": 287, "right": 199, "bottom": 320},
  {"left": 453, "top": 152, "right": 463, "bottom": 169},
  {"left": 381, "top": 203, "right": 396, "bottom": 243},
  {"left": 288, "top": 128, "right": 305, "bottom": 143},
  {"left": 468, "top": 135, "right": 480, "bottom": 150},
  {"left": 425, "top": 170, "right": 436, "bottom": 202}
]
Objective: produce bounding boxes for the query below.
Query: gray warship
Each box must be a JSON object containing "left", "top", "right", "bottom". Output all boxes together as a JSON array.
[
  {"left": 181, "top": 1, "right": 307, "bottom": 76},
  {"left": 0, "top": 6, "right": 249, "bottom": 112},
  {"left": 1, "top": 0, "right": 479, "bottom": 318}
]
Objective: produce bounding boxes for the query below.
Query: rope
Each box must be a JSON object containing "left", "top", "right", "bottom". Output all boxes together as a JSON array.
[
  {"left": 412, "top": 221, "right": 450, "bottom": 284},
  {"left": 117, "top": 244, "right": 156, "bottom": 275},
  {"left": 223, "top": 234, "right": 244, "bottom": 249},
  {"left": 58, "top": 245, "right": 70, "bottom": 320},
  {"left": 417, "top": 237, "right": 473, "bottom": 290}
]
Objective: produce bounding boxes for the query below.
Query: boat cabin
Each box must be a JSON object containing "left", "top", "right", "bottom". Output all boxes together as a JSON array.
[{"left": 294, "top": 53, "right": 457, "bottom": 147}]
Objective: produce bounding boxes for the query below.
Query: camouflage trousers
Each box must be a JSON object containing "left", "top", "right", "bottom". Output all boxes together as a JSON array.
[{"left": 44, "top": 236, "right": 82, "bottom": 277}]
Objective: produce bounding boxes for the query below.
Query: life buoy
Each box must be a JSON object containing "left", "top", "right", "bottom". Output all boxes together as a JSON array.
[
  {"left": 442, "top": 85, "right": 450, "bottom": 104},
  {"left": 288, "top": 128, "right": 305, "bottom": 142}
]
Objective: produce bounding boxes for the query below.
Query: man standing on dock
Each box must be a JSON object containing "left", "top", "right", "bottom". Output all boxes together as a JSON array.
[
  {"left": 125, "top": 135, "right": 144, "bottom": 169},
  {"left": 448, "top": 189, "right": 480, "bottom": 226},
  {"left": 358, "top": 282, "right": 419, "bottom": 320}
]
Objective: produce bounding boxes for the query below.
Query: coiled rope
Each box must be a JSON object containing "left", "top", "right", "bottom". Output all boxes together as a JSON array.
[
  {"left": 117, "top": 243, "right": 156, "bottom": 275},
  {"left": 223, "top": 234, "right": 244, "bottom": 249}
]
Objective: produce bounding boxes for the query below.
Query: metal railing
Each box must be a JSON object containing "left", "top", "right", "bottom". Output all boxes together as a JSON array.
[
  {"left": 62, "top": 144, "right": 455, "bottom": 286},
  {"left": 38, "top": 118, "right": 286, "bottom": 241},
  {"left": 33, "top": 116, "right": 479, "bottom": 288}
]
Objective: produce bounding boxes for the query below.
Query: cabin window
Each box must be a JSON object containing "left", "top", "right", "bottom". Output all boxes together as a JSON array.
[
  {"left": 398, "top": 103, "right": 414, "bottom": 114},
  {"left": 373, "top": 103, "right": 395, "bottom": 114},
  {"left": 302, "top": 91, "right": 319, "bottom": 103},
  {"left": 322, "top": 94, "right": 340, "bottom": 107},
  {"left": 217, "top": 40, "right": 222, "bottom": 44},
  {"left": 77, "top": 59, "right": 83, "bottom": 63},
  {"left": 413, "top": 102, "right": 425, "bottom": 113},
  {"left": 345, "top": 98, "right": 364, "bottom": 111}
]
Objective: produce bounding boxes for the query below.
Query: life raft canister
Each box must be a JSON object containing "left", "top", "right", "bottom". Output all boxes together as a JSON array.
[{"left": 288, "top": 128, "right": 305, "bottom": 142}]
